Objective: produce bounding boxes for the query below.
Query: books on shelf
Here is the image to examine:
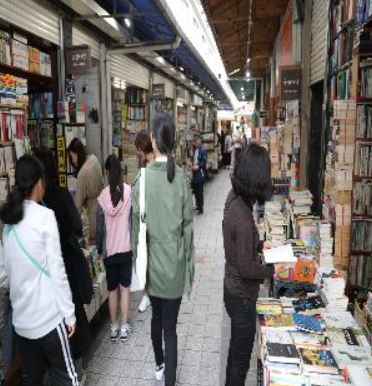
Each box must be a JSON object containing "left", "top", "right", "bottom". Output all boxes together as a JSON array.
[
  {"left": 357, "top": 105, "right": 372, "bottom": 138},
  {"left": 290, "top": 190, "right": 313, "bottom": 216},
  {"left": 351, "top": 219, "right": 372, "bottom": 250},
  {"left": 349, "top": 253, "right": 372, "bottom": 286},
  {"left": 355, "top": 144, "right": 372, "bottom": 177},
  {"left": 353, "top": 180, "right": 372, "bottom": 215}
]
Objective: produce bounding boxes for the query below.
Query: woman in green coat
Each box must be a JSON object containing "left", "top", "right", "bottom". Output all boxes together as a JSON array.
[{"left": 132, "top": 113, "right": 195, "bottom": 386}]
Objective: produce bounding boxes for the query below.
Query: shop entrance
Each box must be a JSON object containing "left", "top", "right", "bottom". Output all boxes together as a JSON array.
[{"left": 308, "top": 81, "right": 324, "bottom": 215}]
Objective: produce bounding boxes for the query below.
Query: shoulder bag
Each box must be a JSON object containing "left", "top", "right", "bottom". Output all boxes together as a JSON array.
[{"left": 130, "top": 168, "right": 148, "bottom": 292}]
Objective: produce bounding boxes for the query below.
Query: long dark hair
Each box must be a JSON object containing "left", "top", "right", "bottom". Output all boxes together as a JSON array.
[
  {"left": 34, "top": 147, "right": 58, "bottom": 187},
  {"left": 67, "top": 138, "right": 87, "bottom": 173},
  {"left": 105, "top": 155, "right": 123, "bottom": 207},
  {"left": 0, "top": 155, "right": 45, "bottom": 225},
  {"left": 151, "top": 113, "right": 176, "bottom": 183},
  {"left": 231, "top": 143, "right": 272, "bottom": 205}
]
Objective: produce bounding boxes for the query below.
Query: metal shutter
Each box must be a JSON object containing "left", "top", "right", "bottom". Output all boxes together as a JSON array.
[
  {"left": 72, "top": 25, "right": 101, "bottom": 60},
  {"left": 153, "top": 73, "right": 175, "bottom": 99},
  {"left": 310, "top": 0, "right": 329, "bottom": 84},
  {"left": 110, "top": 54, "right": 150, "bottom": 90},
  {"left": 0, "top": 0, "right": 60, "bottom": 45}
]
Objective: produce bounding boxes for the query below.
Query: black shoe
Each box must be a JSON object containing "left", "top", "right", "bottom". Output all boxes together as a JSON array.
[{"left": 197, "top": 210, "right": 203, "bottom": 216}]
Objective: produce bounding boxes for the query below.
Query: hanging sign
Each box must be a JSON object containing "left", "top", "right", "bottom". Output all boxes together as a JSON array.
[
  {"left": 57, "top": 136, "right": 66, "bottom": 174},
  {"left": 152, "top": 83, "right": 165, "bottom": 98},
  {"left": 280, "top": 67, "right": 302, "bottom": 101},
  {"left": 66, "top": 45, "right": 91, "bottom": 74}
]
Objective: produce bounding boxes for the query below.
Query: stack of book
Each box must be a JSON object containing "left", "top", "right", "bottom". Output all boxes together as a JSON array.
[
  {"left": 315, "top": 221, "right": 334, "bottom": 268},
  {"left": 290, "top": 190, "right": 313, "bottom": 216},
  {"left": 265, "top": 202, "right": 288, "bottom": 245},
  {"left": 320, "top": 276, "right": 348, "bottom": 312}
]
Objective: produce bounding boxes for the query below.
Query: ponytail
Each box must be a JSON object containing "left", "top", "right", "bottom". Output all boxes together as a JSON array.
[
  {"left": 166, "top": 152, "right": 176, "bottom": 183},
  {"left": 0, "top": 155, "right": 45, "bottom": 225},
  {"left": 0, "top": 188, "right": 26, "bottom": 225},
  {"left": 151, "top": 113, "right": 176, "bottom": 183},
  {"left": 105, "top": 155, "right": 123, "bottom": 207}
]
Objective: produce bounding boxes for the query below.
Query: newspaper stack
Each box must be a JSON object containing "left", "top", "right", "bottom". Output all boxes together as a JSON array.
[
  {"left": 290, "top": 190, "right": 313, "bottom": 216},
  {"left": 315, "top": 221, "right": 334, "bottom": 269}
]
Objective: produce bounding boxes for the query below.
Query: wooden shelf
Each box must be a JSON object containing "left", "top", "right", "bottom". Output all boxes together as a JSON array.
[
  {"left": 0, "top": 104, "right": 27, "bottom": 110},
  {"left": 354, "top": 176, "right": 372, "bottom": 181},
  {"left": 353, "top": 214, "right": 372, "bottom": 219},
  {"left": 0, "top": 62, "right": 52, "bottom": 84},
  {"left": 351, "top": 250, "right": 372, "bottom": 255},
  {"left": 355, "top": 138, "right": 372, "bottom": 142}
]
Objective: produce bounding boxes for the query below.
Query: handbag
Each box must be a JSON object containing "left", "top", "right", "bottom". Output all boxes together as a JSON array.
[{"left": 130, "top": 168, "right": 148, "bottom": 292}]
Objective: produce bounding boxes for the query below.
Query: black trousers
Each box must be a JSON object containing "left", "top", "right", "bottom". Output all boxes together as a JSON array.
[
  {"left": 193, "top": 182, "right": 204, "bottom": 213},
  {"left": 150, "top": 296, "right": 182, "bottom": 386},
  {"left": 19, "top": 323, "right": 79, "bottom": 386},
  {"left": 224, "top": 291, "right": 257, "bottom": 386}
]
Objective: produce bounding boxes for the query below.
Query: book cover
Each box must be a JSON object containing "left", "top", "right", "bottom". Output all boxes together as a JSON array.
[
  {"left": 293, "top": 313, "right": 325, "bottom": 334},
  {"left": 299, "top": 347, "right": 339, "bottom": 374},
  {"left": 346, "top": 364, "right": 372, "bottom": 386},
  {"left": 264, "top": 314, "right": 295, "bottom": 329},
  {"left": 331, "top": 345, "right": 372, "bottom": 368},
  {"left": 266, "top": 343, "right": 300, "bottom": 364},
  {"left": 290, "top": 331, "right": 326, "bottom": 347}
]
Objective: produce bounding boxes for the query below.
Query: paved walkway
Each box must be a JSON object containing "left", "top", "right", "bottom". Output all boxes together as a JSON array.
[{"left": 84, "top": 170, "right": 257, "bottom": 385}]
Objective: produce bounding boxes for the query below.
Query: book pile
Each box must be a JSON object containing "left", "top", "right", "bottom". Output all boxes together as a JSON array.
[
  {"left": 290, "top": 190, "right": 313, "bottom": 216},
  {"left": 319, "top": 276, "right": 348, "bottom": 312},
  {"left": 257, "top": 292, "right": 372, "bottom": 386},
  {"left": 265, "top": 202, "right": 288, "bottom": 245},
  {"left": 315, "top": 221, "right": 334, "bottom": 269}
]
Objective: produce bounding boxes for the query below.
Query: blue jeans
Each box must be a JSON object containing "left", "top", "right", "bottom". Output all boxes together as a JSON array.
[{"left": 224, "top": 291, "right": 257, "bottom": 386}]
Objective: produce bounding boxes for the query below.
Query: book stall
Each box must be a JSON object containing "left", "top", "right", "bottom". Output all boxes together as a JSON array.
[{"left": 256, "top": 186, "right": 372, "bottom": 385}]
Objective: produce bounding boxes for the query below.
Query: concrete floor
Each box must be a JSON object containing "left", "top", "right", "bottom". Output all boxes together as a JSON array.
[{"left": 84, "top": 170, "right": 258, "bottom": 385}]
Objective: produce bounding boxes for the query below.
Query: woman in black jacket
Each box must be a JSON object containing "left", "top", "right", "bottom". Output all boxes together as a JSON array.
[
  {"left": 34, "top": 148, "right": 92, "bottom": 380},
  {"left": 223, "top": 144, "right": 283, "bottom": 386}
]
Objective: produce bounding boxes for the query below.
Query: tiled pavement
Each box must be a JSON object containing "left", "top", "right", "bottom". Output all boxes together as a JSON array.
[{"left": 84, "top": 170, "right": 258, "bottom": 386}]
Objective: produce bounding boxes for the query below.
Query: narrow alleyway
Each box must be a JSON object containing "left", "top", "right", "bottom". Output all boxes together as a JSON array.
[{"left": 84, "top": 170, "right": 257, "bottom": 385}]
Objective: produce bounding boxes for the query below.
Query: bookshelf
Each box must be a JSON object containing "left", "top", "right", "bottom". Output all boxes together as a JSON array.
[
  {"left": 324, "top": 1, "right": 372, "bottom": 283},
  {"left": 119, "top": 86, "right": 148, "bottom": 184}
]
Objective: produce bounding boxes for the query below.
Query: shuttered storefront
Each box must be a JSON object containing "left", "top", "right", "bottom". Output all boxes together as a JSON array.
[
  {"left": 153, "top": 72, "right": 175, "bottom": 99},
  {"left": 0, "top": 0, "right": 60, "bottom": 45},
  {"left": 110, "top": 54, "right": 150, "bottom": 90},
  {"left": 310, "top": 0, "right": 329, "bottom": 85}
]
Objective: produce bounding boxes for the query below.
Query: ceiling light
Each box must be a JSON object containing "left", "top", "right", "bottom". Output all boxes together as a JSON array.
[
  {"left": 240, "top": 87, "right": 244, "bottom": 91},
  {"left": 179, "top": 66, "right": 184, "bottom": 72},
  {"left": 124, "top": 17, "right": 131, "bottom": 28},
  {"left": 247, "top": 58, "right": 251, "bottom": 63},
  {"left": 246, "top": 71, "right": 251, "bottom": 78},
  {"left": 228, "top": 68, "right": 240, "bottom": 76}
]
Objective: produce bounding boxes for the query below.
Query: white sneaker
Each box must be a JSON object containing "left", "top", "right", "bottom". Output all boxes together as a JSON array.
[
  {"left": 120, "top": 324, "right": 132, "bottom": 342},
  {"left": 155, "top": 363, "right": 165, "bottom": 381},
  {"left": 138, "top": 294, "right": 151, "bottom": 313},
  {"left": 110, "top": 324, "right": 119, "bottom": 343}
]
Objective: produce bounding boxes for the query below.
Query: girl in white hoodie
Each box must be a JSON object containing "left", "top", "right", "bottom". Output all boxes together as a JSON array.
[{"left": 0, "top": 155, "right": 78, "bottom": 386}]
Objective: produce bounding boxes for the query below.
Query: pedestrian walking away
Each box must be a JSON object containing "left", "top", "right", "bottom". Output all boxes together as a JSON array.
[
  {"left": 0, "top": 155, "right": 78, "bottom": 386},
  {"left": 132, "top": 113, "right": 195, "bottom": 386},
  {"left": 97, "top": 155, "right": 133, "bottom": 343}
]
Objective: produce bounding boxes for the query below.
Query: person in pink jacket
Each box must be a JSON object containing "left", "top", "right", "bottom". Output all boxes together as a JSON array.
[{"left": 96, "top": 155, "right": 132, "bottom": 343}]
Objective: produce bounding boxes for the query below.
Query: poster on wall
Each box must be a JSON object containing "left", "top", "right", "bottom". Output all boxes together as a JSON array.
[{"left": 280, "top": 67, "right": 302, "bottom": 101}]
